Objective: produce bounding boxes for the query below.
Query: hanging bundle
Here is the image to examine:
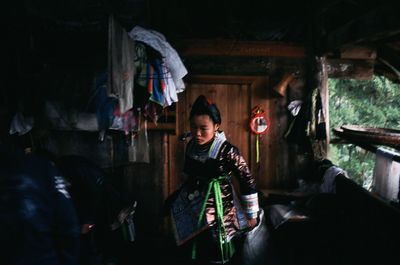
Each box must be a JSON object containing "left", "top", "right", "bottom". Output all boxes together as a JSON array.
[{"left": 249, "top": 106, "right": 269, "bottom": 163}]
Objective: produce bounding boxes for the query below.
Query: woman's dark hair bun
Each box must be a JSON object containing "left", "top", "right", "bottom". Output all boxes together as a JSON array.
[{"left": 190, "top": 95, "right": 221, "bottom": 124}]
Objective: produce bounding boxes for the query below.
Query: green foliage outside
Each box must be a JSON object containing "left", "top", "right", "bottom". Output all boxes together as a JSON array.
[{"left": 328, "top": 76, "right": 400, "bottom": 189}]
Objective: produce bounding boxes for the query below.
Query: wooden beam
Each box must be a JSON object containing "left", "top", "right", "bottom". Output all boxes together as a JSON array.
[
  {"left": 185, "top": 60, "right": 372, "bottom": 87},
  {"left": 182, "top": 56, "right": 305, "bottom": 76},
  {"left": 339, "top": 45, "right": 377, "bottom": 60},
  {"left": 325, "top": 4, "right": 400, "bottom": 51},
  {"left": 174, "top": 39, "right": 305, "bottom": 58},
  {"left": 326, "top": 59, "right": 374, "bottom": 80},
  {"left": 182, "top": 56, "right": 373, "bottom": 80},
  {"left": 185, "top": 75, "right": 262, "bottom": 84}
]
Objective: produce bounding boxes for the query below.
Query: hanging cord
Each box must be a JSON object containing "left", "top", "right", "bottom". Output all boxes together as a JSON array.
[
  {"left": 251, "top": 106, "right": 265, "bottom": 163},
  {"left": 191, "top": 176, "right": 235, "bottom": 264},
  {"left": 256, "top": 134, "right": 260, "bottom": 163}
]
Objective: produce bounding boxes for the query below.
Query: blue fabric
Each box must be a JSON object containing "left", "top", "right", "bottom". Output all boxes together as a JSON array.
[
  {"left": 95, "top": 71, "right": 118, "bottom": 130},
  {"left": 148, "top": 59, "right": 165, "bottom": 106},
  {"left": 55, "top": 155, "right": 137, "bottom": 264},
  {"left": 0, "top": 145, "right": 80, "bottom": 265}
]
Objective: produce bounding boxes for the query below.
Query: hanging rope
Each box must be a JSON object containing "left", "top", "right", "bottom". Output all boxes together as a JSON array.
[{"left": 256, "top": 134, "right": 260, "bottom": 163}]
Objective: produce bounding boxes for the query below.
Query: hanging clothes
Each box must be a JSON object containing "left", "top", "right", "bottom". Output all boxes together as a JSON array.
[
  {"left": 128, "top": 25, "right": 188, "bottom": 99},
  {"left": 9, "top": 111, "right": 34, "bottom": 136},
  {"left": 147, "top": 58, "right": 166, "bottom": 107},
  {"left": 108, "top": 14, "right": 135, "bottom": 114}
]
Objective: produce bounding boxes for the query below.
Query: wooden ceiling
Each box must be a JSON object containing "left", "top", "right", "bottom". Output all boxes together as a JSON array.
[{"left": 5, "top": 0, "right": 400, "bottom": 83}]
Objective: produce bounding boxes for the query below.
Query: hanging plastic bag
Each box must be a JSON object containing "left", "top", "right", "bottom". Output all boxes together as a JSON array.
[{"left": 241, "top": 209, "right": 275, "bottom": 265}]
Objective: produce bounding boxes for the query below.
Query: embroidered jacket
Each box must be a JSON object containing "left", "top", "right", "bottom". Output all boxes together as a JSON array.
[{"left": 183, "top": 132, "right": 259, "bottom": 240}]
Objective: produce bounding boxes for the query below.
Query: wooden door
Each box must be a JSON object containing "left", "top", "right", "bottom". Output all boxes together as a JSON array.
[{"left": 165, "top": 76, "right": 292, "bottom": 199}]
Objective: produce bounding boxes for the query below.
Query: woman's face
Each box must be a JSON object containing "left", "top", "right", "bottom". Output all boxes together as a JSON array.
[{"left": 190, "top": 114, "right": 219, "bottom": 145}]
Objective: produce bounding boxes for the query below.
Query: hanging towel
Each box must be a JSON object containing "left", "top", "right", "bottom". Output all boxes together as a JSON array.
[{"left": 372, "top": 147, "right": 400, "bottom": 201}]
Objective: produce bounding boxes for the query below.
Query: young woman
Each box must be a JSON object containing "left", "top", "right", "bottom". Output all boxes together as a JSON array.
[{"left": 169, "top": 95, "right": 259, "bottom": 264}]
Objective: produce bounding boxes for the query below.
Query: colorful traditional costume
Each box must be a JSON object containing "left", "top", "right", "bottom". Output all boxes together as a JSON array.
[{"left": 171, "top": 132, "right": 259, "bottom": 264}]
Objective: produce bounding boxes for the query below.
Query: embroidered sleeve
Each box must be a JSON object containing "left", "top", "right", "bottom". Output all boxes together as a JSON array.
[
  {"left": 225, "top": 144, "right": 259, "bottom": 218},
  {"left": 225, "top": 144, "right": 256, "bottom": 192},
  {"left": 240, "top": 193, "right": 259, "bottom": 219}
]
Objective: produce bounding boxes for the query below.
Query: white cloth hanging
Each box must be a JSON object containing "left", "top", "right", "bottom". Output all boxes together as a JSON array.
[{"left": 108, "top": 15, "right": 135, "bottom": 114}]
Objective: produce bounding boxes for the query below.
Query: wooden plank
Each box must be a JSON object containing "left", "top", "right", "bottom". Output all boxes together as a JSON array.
[
  {"left": 274, "top": 79, "right": 291, "bottom": 189},
  {"left": 175, "top": 39, "right": 305, "bottom": 58},
  {"left": 163, "top": 133, "right": 169, "bottom": 200},
  {"left": 169, "top": 92, "right": 187, "bottom": 193},
  {"left": 239, "top": 87, "right": 249, "bottom": 157},
  {"left": 225, "top": 84, "right": 250, "bottom": 161}
]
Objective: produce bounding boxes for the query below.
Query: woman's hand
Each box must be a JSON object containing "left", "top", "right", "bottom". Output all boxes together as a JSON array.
[{"left": 247, "top": 218, "right": 258, "bottom": 229}]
